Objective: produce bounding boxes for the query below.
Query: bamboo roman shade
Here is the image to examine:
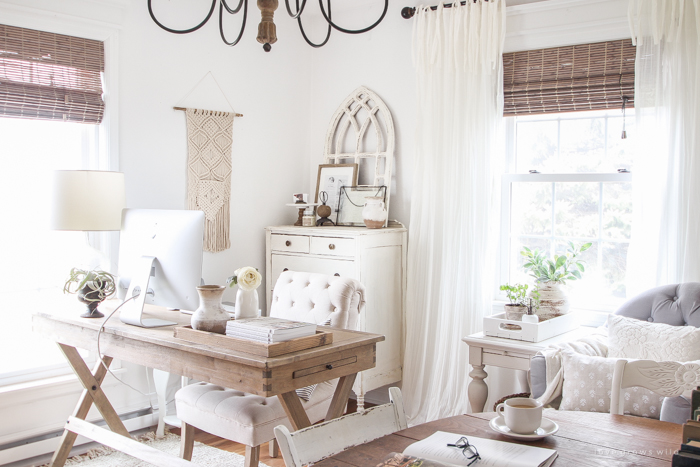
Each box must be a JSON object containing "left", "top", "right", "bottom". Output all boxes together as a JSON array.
[
  {"left": 0, "top": 24, "right": 105, "bottom": 124},
  {"left": 503, "top": 40, "right": 635, "bottom": 116}
]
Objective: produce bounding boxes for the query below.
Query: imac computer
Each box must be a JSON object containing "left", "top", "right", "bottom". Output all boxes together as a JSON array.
[{"left": 117, "top": 209, "right": 205, "bottom": 327}]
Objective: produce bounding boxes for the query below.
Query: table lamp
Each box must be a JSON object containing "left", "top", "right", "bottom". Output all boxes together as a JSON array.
[{"left": 50, "top": 170, "right": 126, "bottom": 317}]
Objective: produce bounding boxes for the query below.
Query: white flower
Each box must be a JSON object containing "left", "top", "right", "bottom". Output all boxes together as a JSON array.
[{"left": 234, "top": 266, "right": 262, "bottom": 291}]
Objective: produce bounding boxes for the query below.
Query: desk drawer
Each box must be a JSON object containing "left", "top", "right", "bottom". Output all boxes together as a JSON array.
[
  {"left": 310, "top": 237, "right": 355, "bottom": 256},
  {"left": 270, "top": 234, "right": 309, "bottom": 253}
]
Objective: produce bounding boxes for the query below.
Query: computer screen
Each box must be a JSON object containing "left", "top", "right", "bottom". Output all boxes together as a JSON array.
[{"left": 117, "top": 209, "right": 205, "bottom": 327}]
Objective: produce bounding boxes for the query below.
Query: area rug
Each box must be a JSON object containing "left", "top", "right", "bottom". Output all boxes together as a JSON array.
[{"left": 42, "top": 431, "right": 270, "bottom": 467}]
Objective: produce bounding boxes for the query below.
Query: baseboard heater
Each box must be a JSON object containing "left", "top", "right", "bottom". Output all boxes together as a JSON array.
[{"left": 0, "top": 408, "right": 158, "bottom": 467}]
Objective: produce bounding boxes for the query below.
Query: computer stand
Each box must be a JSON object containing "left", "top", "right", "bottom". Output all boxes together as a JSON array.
[{"left": 119, "top": 256, "right": 177, "bottom": 328}]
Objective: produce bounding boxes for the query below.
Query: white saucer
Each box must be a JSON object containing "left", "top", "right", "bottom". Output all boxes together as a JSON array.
[{"left": 489, "top": 415, "right": 559, "bottom": 440}]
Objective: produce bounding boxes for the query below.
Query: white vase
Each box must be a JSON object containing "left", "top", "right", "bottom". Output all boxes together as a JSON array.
[
  {"left": 235, "top": 288, "right": 259, "bottom": 320},
  {"left": 191, "top": 285, "right": 229, "bottom": 334},
  {"left": 362, "top": 196, "right": 388, "bottom": 229},
  {"left": 535, "top": 281, "right": 569, "bottom": 320}
]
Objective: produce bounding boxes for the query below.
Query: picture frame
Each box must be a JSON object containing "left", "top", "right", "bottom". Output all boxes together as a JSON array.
[
  {"left": 336, "top": 186, "right": 387, "bottom": 226},
  {"left": 315, "top": 163, "right": 358, "bottom": 224}
]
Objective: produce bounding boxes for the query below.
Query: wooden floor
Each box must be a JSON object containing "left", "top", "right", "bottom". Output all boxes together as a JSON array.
[{"left": 170, "top": 398, "right": 366, "bottom": 467}]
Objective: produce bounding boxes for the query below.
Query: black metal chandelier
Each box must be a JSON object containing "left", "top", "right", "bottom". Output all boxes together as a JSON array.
[{"left": 148, "top": 0, "right": 389, "bottom": 52}]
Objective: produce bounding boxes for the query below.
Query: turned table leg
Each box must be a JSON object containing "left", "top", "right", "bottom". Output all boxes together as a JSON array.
[{"left": 468, "top": 363, "right": 488, "bottom": 413}]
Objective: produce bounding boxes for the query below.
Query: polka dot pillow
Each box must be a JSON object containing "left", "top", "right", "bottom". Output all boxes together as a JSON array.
[{"left": 559, "top": 350, "right": 664, "bottom": 418}]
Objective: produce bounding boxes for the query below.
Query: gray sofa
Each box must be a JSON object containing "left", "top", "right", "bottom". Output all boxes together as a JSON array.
[{"left": 530, "top": 282, "right": 700, "bottom": 424}]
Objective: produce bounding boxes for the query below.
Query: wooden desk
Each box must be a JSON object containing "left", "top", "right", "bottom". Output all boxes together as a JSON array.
[
  {"left": 462, "top": 327, "right": 597, "bottom": 412},
  {"left": 316, "top": 409, "right": 680, "bottom": 466},
  {"left": 33, "top": 302, "right": 384, "bottom": 467}
]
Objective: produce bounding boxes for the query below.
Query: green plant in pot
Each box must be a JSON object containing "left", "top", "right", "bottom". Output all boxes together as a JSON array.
[
  {"left": 520, "top": 241, "right": 591, "bottom": 319},
  {"left": 63, "top": 268, "right": 117, "bottom": 318},
  {"left": 500, "top": 283, "right": 541, "bottom": 321},
  {"left": 500, "top": 283, "right": 529, "bottom": 321}
]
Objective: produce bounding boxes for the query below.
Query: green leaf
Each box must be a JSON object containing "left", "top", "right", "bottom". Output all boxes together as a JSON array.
[
  {"left": 580, "top": 242, "right": 593, "bottom": 251},
  {"left": 555, "top": 255, "right": 566, "bottom": 269},
  {"left": 572, "top": 270, "right": 582, "bottom": 279}
]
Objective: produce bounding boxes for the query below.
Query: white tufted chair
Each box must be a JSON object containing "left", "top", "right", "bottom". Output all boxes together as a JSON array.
[{"left": 175, "top": 271, "right": 366, "bottom": 467}]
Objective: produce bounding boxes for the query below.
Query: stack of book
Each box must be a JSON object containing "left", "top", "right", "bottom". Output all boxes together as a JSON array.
[
  {"left": 673, "top": 386, "right": 700, "bottom": 466},
  {"left": 225, "top": 317, "right": 317, "bottom": 343}
]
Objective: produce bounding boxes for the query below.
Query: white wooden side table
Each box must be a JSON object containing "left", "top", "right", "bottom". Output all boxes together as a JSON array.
[{"left": 462, "top": 326, "right": 597, "bottom": 413}]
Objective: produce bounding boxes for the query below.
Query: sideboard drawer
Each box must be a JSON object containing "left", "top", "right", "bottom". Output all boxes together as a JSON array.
[
  {"left": 310, "top": 237, "right": 355, "bottom": 256},
  {"left": 270, "top": 234, "right": 310, "bottom": 253}
]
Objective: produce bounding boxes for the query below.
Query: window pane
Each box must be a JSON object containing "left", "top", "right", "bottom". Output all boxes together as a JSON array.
[
  {"left": 554, "top": 182, "right": 599, "bottom": 238},
  {"left": 515, "top": 120, "right": 557, "bottom": 172},
  {"left": 512, "top": 182, "right": 552, "bottom": 236},
  {"left": 508, "top": 179, "right": 631, "bottom": 311},
  {"left": 602, "top": 182, "right": 633, "bottom": 241},
  {"left": 514, "top": 110, "right": 635, "bottom": 174},
  {"left": 0, "top": 118, "right": 98, "bottom": 380}
]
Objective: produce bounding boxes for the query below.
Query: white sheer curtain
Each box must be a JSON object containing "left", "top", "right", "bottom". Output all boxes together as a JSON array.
[
  {"left": 403, "top": 1, "right": 505, "bottom": 425},
  {"left": 626, "top": 0, "right": 700, "bottom": 295}
]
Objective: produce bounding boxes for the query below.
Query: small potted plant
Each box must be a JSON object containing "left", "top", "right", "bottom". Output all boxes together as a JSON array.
[
  {"left": 63, "top": 268, "right": 117, "bottom": 318},
  {"left": 520, "top": 241, "right": 591, "bottom": 318},
  {"left": 500, "top": 283, "right": 530, "bottom": 321}
]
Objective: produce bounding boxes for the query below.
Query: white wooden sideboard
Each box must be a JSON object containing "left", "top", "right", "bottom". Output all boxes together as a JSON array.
[{"left": 265, "top": 224, "right": 407, "bottom": 410}]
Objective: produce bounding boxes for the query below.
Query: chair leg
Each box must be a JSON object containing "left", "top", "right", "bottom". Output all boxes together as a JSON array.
[
  {"left": 179, "top": 422, "right": 195, "bottom": 461},
  {"left": 245, "top": 445, "right": 260, "bottom": 467},
  {"left": 269, "top": 438, "right": 279, "bottom": 458}
]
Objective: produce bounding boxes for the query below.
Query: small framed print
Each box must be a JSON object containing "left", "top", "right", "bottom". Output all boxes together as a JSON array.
[
  {"left": 337, "top": 186, "right": 387, "bottom": 226},
  {"left": 315, "top": 164, "right": 358, "bottom": 224}
]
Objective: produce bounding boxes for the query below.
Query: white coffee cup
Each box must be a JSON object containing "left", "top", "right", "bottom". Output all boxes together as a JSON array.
[{"left": 495, "top": 397, "right": 543, "bottom": 434}]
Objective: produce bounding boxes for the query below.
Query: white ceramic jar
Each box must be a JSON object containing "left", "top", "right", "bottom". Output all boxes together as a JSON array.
[
  {"left": 362, "top": 196, "right": 388, "bottom": 229},
  {"left": 191, "top": 285, "right": 230, "bottom": 334}
]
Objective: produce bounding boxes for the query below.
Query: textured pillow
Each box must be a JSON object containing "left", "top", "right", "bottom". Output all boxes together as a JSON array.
[
  {"left": 607, "top": 314, "right": 700, "bottom": 361},
  {"left": 559, "top": 350, "right": 664, "bottom": 418}
]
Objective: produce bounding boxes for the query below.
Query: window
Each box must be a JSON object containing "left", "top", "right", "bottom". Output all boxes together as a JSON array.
[
  {"left": 500, "top": 109, "right": 635, "bottom": 313},
  {"left": 0, "top": 24, "right": 108, "bottom": 386}
]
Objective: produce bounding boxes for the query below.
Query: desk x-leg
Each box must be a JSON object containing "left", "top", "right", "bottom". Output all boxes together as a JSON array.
[{"left": 50, "top": 344, "right": 132, "bottom": 467}]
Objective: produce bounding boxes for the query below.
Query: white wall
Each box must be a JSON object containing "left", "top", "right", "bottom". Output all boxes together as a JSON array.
[{"left": 118, "top": 1, "right": 316, "bottom": 310}]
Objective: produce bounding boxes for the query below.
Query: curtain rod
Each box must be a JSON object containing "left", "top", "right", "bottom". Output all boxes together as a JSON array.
[
  {"left": 173, "top": 106, "right": 243, "bottom": 117},
  {"left": 402, "top": 2, "right": 484, "bottom": 19}
]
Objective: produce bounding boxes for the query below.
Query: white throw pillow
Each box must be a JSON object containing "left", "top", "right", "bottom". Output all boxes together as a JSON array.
[
  {"left": 559, "top": 350, "right": 665, "bottom": 418},
  {"left": 607, "top": 314, "right": 700, "bottom": 361}
]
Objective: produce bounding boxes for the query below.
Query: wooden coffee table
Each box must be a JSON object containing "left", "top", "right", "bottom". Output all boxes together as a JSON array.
[
  {"left": 33, "top": 302, "right": 384, "bottom": 467},
  {"left": 315, "top": 409, "right": 680, "bottom": 466}
]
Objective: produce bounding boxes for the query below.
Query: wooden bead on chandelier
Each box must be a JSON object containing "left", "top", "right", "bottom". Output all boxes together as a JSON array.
[{"left": 148, "top": 0, "right": 389, "bottom": 52}]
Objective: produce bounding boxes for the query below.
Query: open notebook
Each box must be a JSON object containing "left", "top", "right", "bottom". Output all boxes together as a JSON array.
[{"left": 378, "top": 431, "right": 557, "bottom": 467}]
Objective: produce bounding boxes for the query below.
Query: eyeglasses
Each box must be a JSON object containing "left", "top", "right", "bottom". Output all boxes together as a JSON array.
[{"left": 447, "top": 436, "right": 481, "bottom": 466}]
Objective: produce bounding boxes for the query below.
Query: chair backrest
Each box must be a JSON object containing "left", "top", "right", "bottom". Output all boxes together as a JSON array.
[
  {"left": 274, "top": 387, "right": 407, "bottom": 467},
  {"left": 610, "top": 359, "right": 699, "bottom": 414},
  {"left": 269, "top": 271, "right": 366, "bottom": 331},
  {"left": 615, "top": 282, "right": 700, "bottom": 327}
]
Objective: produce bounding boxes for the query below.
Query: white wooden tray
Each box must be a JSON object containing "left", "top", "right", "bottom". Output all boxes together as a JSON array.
[{"left": 483, "top": 312, "right": 579, "bottom": 342}]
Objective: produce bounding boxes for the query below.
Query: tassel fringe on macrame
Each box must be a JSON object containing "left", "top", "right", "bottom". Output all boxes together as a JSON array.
[{"left": 185, "top": 108, "right": 235, "bottom": 253}]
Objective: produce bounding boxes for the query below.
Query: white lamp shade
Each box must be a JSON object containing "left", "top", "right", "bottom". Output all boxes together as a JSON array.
[{"left": 50, "top": 170, "right": 126, "bottom": 231}]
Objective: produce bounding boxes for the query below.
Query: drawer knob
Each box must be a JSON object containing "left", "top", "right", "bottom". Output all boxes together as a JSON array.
[
  {"left": 283, "top": 268, "right": 289, "bottom": 272},
  {"left": 285, "top": 240, "right": 291, "bottom": 247},
  {"left": 334, "top": 273, "right": 340, "bottom": 277},
  {"left": 326, "top": 364, "right": 333, "bottom": 370},
  {"left": 328, "top": 244, "right": 335, "bottom": 250}
]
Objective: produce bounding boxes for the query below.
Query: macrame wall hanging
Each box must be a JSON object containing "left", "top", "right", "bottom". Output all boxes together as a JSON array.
[{"left": 185, "top": 108, "right": 234, "bottom": 252}]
